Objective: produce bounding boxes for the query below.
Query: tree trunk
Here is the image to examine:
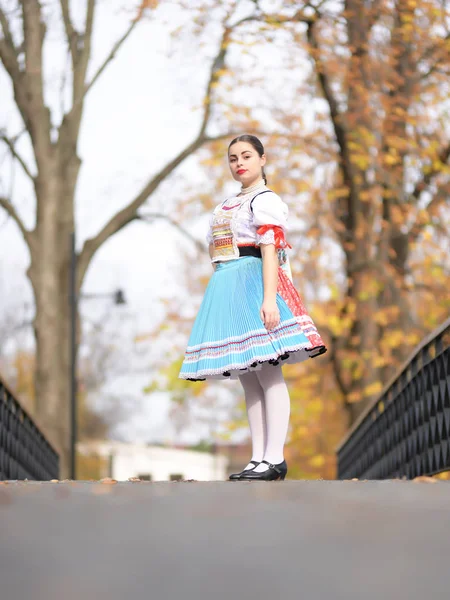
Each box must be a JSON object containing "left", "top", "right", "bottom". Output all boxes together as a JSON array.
[{"left": 29, "top": 157, "right": 76, "bottom": 479}]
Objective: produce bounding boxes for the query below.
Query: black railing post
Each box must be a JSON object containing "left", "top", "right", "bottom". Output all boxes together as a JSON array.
[
  {"left": 69, "top": 231, "right": 78, "bottom": 481},
  {"left": 0, "top": 375, "right": 59, "bottom": 480}
]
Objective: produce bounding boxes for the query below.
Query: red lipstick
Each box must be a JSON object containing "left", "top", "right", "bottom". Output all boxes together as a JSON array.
[{"left": 237, "top": 169, "right": 247, "bottom": 174}]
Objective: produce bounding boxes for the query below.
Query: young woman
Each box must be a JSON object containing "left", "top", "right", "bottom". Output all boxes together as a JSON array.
[{"left": 179, "top": 134, "right": 326, "bottom": 481}]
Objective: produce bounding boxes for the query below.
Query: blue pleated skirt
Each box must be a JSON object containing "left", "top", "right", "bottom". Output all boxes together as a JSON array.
[{"left": 179, "top": 256, "right": 315, "bottom": 381}]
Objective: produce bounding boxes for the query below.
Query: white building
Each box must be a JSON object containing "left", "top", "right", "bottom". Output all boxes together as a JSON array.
[{"left": 78, "top": 441, "right": 229, "bottom": 482}]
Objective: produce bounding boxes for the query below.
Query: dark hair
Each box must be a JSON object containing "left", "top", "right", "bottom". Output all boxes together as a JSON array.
[{"left": 228, "top": 134, "right": 267, "bottom": 185}]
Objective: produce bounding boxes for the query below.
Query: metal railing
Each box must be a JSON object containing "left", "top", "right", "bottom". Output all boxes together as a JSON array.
[
  {"left": 337, "top": 317, "right": 450, "bottom": 480},
  {"left": 0, "top": 374, "right": 59, "bottom": 480}
]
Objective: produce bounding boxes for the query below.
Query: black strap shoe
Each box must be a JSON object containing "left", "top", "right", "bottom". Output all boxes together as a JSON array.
[
  {"left": 239, "top": 459, "right": 287, "bottom": 481},
  {"left": 229, "top": 460, "right": 260, "bottom": 480}
]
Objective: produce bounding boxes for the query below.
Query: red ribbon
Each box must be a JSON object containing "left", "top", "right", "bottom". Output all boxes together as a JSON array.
[{"left": 256, "top": 225, "right": 292, "bottom": 249}]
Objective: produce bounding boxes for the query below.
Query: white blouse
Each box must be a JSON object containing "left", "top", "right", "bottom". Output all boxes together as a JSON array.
[{"left": 206, "top": 188, "right": 289, "bottom": 254}]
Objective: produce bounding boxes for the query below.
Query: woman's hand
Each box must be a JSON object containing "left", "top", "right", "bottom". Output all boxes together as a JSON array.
[{"left": 260, "top": 300, "right": 280, "bottom": 331}]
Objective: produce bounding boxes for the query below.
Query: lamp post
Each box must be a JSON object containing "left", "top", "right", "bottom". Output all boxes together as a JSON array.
[
  {"left": 69, "top": 232, "right": 126, "bottom": 480},
  {"left": 69, "top": 233, "right": 77, "bottom": 481}
]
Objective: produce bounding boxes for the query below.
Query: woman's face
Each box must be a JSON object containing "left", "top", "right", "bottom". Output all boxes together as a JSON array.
[{"left": 228, "top": 141, "right": 266, "bottom": 187}]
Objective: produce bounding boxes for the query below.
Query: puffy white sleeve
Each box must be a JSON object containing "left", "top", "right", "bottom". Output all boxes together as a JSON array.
[{"left": 251, "top": 192, "right": 289, "bottom": 247}]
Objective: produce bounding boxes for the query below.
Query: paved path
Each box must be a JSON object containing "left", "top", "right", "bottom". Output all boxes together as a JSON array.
[{"left": 1, "top": 480, "right": 450, "bottom": 600}]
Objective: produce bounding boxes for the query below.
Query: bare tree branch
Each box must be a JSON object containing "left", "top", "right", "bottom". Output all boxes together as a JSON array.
[
  {"left": 408, "top": 169, "right": 450, "bottom": 246},
  {"left": 139, "top": 212, "right": 207, "bottom": 254},
  {"left": 76, "top": 135, "right": 207, "bottom": 289},
  {"left": 306, "top": 20, "right": 356, "bottom": 238},
  {"left": 72, "top": 0, "right": 95, "bottom": 105},
  {"left": 59, "top": 0, "right": 78, "bottom": 65},
  {"left": 366, "top": 0, "right": 384, "bottom": 32},
  {"left": 410, "top": 141, "right": 450, "bottom": 204},
  {"left": 0, "top": 132, "right": 34, "bottom": 181},
  {"left": 82, "top": 16, "right": 138, "bottom": 101},
  {"left": 0, "top": 195, "right": 33, "bottom": 250},
  {"left": 84, "top": 0, "right": 96, "bottom": 52},
  {"left": 329, "top": 335, "right": 351, "bottom": 398},
  {"left": 22, "top": 1, "right": 51, "bottom": 154},
  {"left": 198, "top": 25, "right": 231, "bottom": 139},
  {"left": 0, "top": 7, "right": 18, "bottom": 57},
  {"left": 58, "top": 0, "right": 96, "bottom": 139},
  {"left": 419, "top": 63, "right": 450, "bottom": 81},
  {"left": 58, "top": 0, "right": 96, "bottom": 146},
  {"left": 0, "top": 8, "right": 48, "bottom": 160},
  {"left": 306, "top": 24, "right": 347, "bottom": 170},
  {"left": 417, "top": 32, "right": 450, "bottom": 80},
  {"left": 198, "top": 9, "right": 257, "bottom": 138},
  {"left": 199, "top": 6, "right": 312, "bottom": 138},
  {"left": 0, "top": 7, "right": 20, "bottom": 77}
]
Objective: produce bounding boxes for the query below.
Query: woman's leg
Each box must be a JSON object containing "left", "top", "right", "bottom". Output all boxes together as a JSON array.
[
  {"left": 252, "top": 364, "right": 290, "bottom": 472},
  {"left": 238, "top": 371, "right": 267, "bottom": 469}
]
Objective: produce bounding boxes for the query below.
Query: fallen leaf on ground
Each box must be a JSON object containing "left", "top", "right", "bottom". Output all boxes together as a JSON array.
[
  {"left": 100, "top": 477, "right": 118, "bottom": 484},
  {"left": 413, "top": 476, "right": 437, "bottom": 483}
]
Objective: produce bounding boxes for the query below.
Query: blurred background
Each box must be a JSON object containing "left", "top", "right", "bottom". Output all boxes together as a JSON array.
[{"left": 0, "top": 0, "right": 449, "bottom": 480}]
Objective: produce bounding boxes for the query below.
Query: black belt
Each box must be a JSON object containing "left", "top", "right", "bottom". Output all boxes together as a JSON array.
[{"left": 239, "top": 246, "right": 262, "bottom": 258}]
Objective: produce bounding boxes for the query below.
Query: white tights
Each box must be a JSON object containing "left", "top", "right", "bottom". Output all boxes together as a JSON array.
[{"left": 238, "top": 365, "right": 290, "bottom": 472}]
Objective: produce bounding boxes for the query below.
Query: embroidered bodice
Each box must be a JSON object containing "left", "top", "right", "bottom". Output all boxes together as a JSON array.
[{"left": 206, "top": 186, "right": 289, "bottom": 263}]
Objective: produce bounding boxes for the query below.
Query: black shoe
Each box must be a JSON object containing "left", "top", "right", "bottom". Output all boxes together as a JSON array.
[
  {"left": 239, "top": 459, "right": 287, "bottom": 481},
  {"left": 229, "top": 460, "right": 260, "bottom": 481}
]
